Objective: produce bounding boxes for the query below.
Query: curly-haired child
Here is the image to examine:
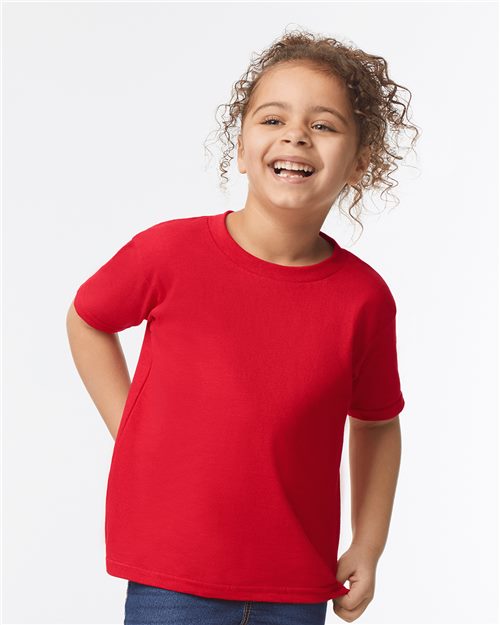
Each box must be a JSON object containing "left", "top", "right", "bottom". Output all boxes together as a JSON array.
[{"left": 68, "top": 27, "right": 419, "bottom": 625}]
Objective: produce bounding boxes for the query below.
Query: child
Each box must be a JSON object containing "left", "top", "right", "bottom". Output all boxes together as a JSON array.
[{"left": 67, "top": 28, "right": 419, "bottom": 625}]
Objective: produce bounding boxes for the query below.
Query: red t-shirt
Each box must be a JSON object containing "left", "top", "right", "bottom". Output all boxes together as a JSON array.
[{"left": 73, "top": 209, "right": 405, "bottom": 603}]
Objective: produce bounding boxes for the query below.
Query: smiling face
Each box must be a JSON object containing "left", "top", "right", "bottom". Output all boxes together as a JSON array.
[{"left": 237, "top": 61, "right": 371, "bottom": 216}]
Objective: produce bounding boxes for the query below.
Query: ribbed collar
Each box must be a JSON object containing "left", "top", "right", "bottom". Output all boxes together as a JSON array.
[{"left": 207, "top": 209, "right": 348, "bottom": 282}]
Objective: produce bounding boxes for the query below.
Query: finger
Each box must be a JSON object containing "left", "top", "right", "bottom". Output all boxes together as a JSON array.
[
  {"left": 333, "top": 579, "right": 360, "bottom": 608},
  {"left": 334, "top": 580, "right": 370, "bottom": 612},
  {"left": 333, "top": 590, "right": 358, "bottom": 611},
  {"left": 333, "top": 596, "right": 371, "bottom": 621}
]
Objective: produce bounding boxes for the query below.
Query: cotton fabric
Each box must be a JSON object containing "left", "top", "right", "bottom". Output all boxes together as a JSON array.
[{"left": 74, "top": 209, "right": 405, "bottom": 603}]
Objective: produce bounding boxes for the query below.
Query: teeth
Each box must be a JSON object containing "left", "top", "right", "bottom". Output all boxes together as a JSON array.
[{"left": 272, "top": 160, "right": 314, "bottom": 173}]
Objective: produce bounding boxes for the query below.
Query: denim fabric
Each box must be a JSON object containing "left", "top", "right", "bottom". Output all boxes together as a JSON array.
[{"left": 124, "top": 581, "right": 329, "bottom": 625}]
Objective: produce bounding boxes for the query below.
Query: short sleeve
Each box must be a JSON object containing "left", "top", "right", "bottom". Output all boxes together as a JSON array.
[
  {"left": 73, "top": 235, "right": 158, "bottom": 333},
  {"left": 348, "top": 310, "right": 405, "bottom": 421}
]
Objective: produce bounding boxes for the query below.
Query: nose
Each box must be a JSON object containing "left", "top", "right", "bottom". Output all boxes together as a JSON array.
[
  {"left": 282, "top": 136, "right": 310, "bottom": 149},
  {"left": 282, "top": 129, "right": 311, "bottom": 146}
]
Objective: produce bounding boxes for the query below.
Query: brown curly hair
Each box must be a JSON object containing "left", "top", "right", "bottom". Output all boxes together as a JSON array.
[{"left": 203, "top": 26, "right": 421, "bottom": 235}]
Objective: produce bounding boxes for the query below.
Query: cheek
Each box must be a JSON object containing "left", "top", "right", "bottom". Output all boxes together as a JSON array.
[
  {"left": 245, "top": 145, "right": 269, "bottom": 171},
  {"left": 324, "top": 146, "right": 355, "bottom": 176}
]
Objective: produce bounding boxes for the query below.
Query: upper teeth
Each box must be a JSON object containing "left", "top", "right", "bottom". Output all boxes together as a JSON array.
[{"left": 272, "top": 160, "right": 314, "bottom": 173}]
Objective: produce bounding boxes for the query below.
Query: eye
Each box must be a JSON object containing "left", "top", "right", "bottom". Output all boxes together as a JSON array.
[
  {"left": 261, "top": 116, "right": 336, "bottom": 132},
  {"left": 313, "top": 123, "right": 336, "bottom": 132},
  {"left": 262, "top": 116, "right": 282, "bottom": 126}
]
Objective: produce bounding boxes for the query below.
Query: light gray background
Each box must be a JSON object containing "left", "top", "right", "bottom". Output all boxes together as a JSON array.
[{"left": 3, "top": 1, "right": 498, "bottom": 624}]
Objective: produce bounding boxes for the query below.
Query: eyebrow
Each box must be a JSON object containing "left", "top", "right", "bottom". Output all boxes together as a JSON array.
[{"left": 251, "top": 101, "right": 349, "bottom": 127}]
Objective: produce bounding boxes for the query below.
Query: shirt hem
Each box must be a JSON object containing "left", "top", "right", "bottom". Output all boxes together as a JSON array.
[{"left": 106, "top": 556, "right": 350, "bottom": 603}]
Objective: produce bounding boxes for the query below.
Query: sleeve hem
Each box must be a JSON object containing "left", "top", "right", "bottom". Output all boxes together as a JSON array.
[
  {"left": 73, "top": 292, "right": 118, "bottom": 333},
  {"left": 348, "top": 393, "right": 405, "bottom": 421}
]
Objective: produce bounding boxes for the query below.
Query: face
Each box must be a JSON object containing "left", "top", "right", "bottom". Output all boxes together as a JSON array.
[{"left": 237, "top": 62, "right": 371, "bottom": 216}]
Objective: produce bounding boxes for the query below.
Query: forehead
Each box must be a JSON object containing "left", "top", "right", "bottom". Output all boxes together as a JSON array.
[{"left": 251, "top": 62, "right": 351, "bottom": 109}]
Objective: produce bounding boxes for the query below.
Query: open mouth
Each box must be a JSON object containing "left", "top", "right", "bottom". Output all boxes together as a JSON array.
[{"left": 268, "top": 164, "right": 316, "bottom": 184}]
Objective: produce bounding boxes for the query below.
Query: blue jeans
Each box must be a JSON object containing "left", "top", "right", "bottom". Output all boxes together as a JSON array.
[{"left": 124, "top": 581, "right": 329, "bottom": 625}]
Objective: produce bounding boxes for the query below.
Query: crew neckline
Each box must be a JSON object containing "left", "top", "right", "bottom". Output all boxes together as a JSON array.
[{"left": 207, "top": 209, "right": 348, "bottom": 282}]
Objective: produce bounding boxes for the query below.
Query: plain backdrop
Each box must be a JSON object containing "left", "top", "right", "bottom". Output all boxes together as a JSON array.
[{"left": 3, "top": 1, "right": 498, "bottom": 624}]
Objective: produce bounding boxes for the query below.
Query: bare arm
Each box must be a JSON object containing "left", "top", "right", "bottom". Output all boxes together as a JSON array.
[
  {"left": 333, "top": 417, "right": 402, "bottom": 620},
  {"left": 348, "top": 415, "right": 402, "bottom": 559},
  {"left": 66, "top": 300, "right": 131, "bottom": 441}
]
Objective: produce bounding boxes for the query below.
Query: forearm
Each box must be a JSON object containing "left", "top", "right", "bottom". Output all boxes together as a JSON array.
[
  {"left": 66, "top": 302, "right": 131, "bottom": 440},
  {"left": 348, "top": 417, "right": 402, "bottom": 559}
]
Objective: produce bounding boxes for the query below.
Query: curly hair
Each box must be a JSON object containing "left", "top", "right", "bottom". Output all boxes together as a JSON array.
[{"left": 203, "top": 26, "right": 421, "bottom": 235}]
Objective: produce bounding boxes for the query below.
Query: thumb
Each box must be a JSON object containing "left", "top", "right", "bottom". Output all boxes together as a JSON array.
[{"left": 336, "top": 554, "right": 353, "bottom": 586}]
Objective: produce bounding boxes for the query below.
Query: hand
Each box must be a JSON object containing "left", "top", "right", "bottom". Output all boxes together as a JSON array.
[{"left": 332, "top": 543, "right": 380, "bottom": 622}]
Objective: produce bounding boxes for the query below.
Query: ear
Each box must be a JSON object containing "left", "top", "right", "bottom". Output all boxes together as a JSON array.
[
  {"left": 346, "top": 144, "right": 371, "bottom": 186},
  {"left": 237, "top": 134, "right": 247, "bottom": 174}
]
